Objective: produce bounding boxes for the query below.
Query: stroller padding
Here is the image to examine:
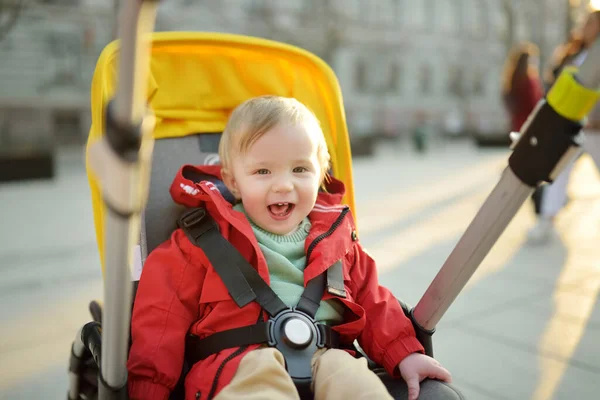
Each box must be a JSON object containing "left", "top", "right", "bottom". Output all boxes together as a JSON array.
[{"left": 141, "top": 133, "right": 222, "bottom": 262}]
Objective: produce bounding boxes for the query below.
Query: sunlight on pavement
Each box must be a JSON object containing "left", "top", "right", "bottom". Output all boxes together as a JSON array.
[
  {"left": 368, "top": 189, "right": 491, "bottom": 274},
  {"left": 533, "top": 156, "right": 600, "bottom": 400},
  {"left": 0, "top": 281, "right": 102, "bottom": 390},
  {"left": 358, "top": 155, "right": 507, "bottom": 236},
  {"left": 362, "top": 153, "right": 600, "bottom": 400},
  {"left": 2, "top": 147, "right": 597, "bottom": 398},
  {"left": 365, "top": 158, "right": 534, "bottom": 286}
]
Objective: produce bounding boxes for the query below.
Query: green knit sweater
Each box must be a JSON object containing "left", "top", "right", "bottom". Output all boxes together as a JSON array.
[{"left": 233, "top": 203, "right": 344, "bottom": 325}]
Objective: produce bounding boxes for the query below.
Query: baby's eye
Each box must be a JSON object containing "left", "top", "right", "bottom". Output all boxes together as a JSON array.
[
  {"left": 255, "top": 169, "right": 270, "bottom": 175},
  {"left": 293, "top": 167, "right": 308, "bottom": 173}
]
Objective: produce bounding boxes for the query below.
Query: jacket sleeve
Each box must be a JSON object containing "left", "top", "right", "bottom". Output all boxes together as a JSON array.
[
  {"left": 127, "top": 229, "right": 206, "bottom": 400},
  {"left": 348, "top": 242, "right": 424, "bottom": 377}
]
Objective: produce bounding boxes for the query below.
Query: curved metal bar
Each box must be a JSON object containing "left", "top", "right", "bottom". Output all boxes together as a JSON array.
[{"left": 96, "top": 1, "right": 159, "bottom": 397}]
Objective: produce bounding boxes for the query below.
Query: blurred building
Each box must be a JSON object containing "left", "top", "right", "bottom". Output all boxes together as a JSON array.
[
  {"left": 0, "top": 0, "right": 592, "bottom": 151},
  {"left": 0, "top": 0, "right": 112, "bottom": 152}
]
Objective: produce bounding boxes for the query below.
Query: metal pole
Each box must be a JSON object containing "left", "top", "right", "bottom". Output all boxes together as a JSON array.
[
  {"left": 413, "top": 168, "right": 534, "bottom": 330},
  {"left": 86, "top": 1, "right": 159, "bottom": 398}
]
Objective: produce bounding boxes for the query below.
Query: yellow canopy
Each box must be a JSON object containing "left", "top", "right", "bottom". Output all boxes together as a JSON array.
[{"left": 86, "top": 32, "right": 356, "bottom": 270}]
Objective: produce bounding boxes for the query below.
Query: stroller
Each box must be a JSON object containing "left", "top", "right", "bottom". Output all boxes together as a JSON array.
[
  {"left": 69, "top": 2, "right": 600, "bottom": 399},
  {"left": 75, "top": 29, "right": 463, "bottom": 400}
]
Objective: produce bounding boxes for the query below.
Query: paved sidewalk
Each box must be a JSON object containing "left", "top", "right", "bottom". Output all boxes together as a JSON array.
[
  {"left": 0, "top": 140, "right": 599, "bottom": 399},
  {"left": 358, "top": 141, "right": 600, "bottom": 400}
]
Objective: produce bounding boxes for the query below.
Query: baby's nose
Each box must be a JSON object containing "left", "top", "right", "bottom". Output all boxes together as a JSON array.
[{"left": 273, "top": 179, "right": 293, "bottom": 193}]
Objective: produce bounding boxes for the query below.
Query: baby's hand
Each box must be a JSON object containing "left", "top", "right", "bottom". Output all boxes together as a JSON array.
[{"left": 398, "top": 353, "right": 452, "bottom": 400}]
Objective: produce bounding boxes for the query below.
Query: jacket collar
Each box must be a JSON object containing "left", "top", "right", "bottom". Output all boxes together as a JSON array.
[
  {"left": 170, "top": 164, "right": 356, "bottom": 283},
  {"left": 170, "top": 164, "right": 347, "bottom": 213}
]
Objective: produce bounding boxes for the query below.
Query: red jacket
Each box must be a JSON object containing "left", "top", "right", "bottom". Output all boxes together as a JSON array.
[
  {"left": 505, "top": 75, "right": 544, "bottom": 132},
  {"left": 127, "top": 164, "right": 424, "bottom": 400}
]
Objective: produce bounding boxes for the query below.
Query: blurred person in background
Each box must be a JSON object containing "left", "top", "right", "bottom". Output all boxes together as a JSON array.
[
  {"left": 501, "top": 41, "right": 544, "bottom": 134},
  {"left": 411, "top": 111, "right": 430, "bottom": 153},
  {"left": 527, "top": 10, "right": 600, "bottom": 244}
]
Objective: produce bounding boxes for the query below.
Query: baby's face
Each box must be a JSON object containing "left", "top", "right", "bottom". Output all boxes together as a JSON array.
[{"left": 226, "top": 122, "right": 322, "bottom": 235}]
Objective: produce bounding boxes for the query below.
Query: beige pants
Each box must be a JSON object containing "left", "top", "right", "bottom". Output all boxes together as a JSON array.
[{"left": 214, "top": 347, "right": 393, "bottom": 400}]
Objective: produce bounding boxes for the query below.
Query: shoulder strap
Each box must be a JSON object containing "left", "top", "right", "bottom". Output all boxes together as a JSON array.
[
  {"left": 296, "top": 259, "right": 347, "bottom": 318},
  {"left": 178, "top": 208, "right": 345, "bottom": 319},
  {"left": 178, "top": 208, "right": 287, "bottom": 317},
  {"left": 296, "top": 273, "right": 326, "bottom": 318}
]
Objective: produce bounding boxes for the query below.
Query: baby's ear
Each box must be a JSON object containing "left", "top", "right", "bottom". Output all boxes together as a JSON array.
[{"left": 221, "top": 168, "right": 240, "bottom": 200}]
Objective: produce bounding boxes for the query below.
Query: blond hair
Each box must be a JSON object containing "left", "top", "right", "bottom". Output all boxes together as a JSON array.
[
  {"left": 501, "top": 41, "right": 540, "bottom": 93},
  {"left": 219, "top": 95, "right": 330, "bottom": 182}
]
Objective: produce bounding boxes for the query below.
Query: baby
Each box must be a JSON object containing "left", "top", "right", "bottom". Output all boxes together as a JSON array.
[{"left": 127, "top": 95, "right": 451, "bottom": 400}]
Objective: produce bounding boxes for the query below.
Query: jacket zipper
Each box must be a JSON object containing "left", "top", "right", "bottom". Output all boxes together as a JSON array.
[
  {"left": 306, "top": 206, "right": 350, "bottom": 261},
  {"left": 206, "top": 207, "right": 349, "bottom": 399},
  {"left": 206, "top": 312, "right": 263, "bottom": 399},
  {"left": 206, "top": 345, "right": 248, "bottom": 400}
]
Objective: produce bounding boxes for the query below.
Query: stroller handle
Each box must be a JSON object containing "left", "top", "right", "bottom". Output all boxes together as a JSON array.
[
  {"left": 114, "top": 0, "right": 160, "bottom": 126},
  {"left": 578, "top": 39, "right": 600, "bottom": 90},
  {"left": 90, "top": 1, "right": 160, "bottom": 399}
]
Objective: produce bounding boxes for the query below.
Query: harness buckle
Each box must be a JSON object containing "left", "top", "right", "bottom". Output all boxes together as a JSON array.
[
  {"left": 268, "top": 309, "right": 320, "bottom": 383},
  {"left": 266, "top": 319, "right": 276, "bottom": 347},
  {"left": 179, "top": 208, "right": 206, "bottom": 228},
  {"left": 283, "top": 318, "right": 313, "bottom": 348}
]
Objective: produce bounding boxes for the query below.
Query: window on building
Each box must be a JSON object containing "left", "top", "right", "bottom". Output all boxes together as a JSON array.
[
  {"left": 332, "top": 0, "right": 360, "bottom": 21},
  {"left": 354, "top": 57, "right": 401, "bottom": 95},
  {"left": 285, "top": 0, "right": 307, "bottom": 13},
  {"left": 394, "top": 0, "right": 404, "bottom": 24},
  {"left": 492, "top": 3, "right": 510, "bottom": 43},
  {"left": 377, "top": 0, "right": 396, "bottom": 25},
  {"left": 463, "top": 0, "right": 488, "bottom": 37},
  {"left": 447, "top": 65, "right": 465, "bottom": 97},
  {"left": 388, "top": 62, "right": 402, "bottom": 93},
  {"left": 474, "top": 1, "right": 489, "bottom": 37},
  {"left": 438, "top": 0, "right": 459, "bottom": 33},
  {"left": 355, "top": 59, "right": 367, "bottom": 93},
  {"left": 41, "top": 29, "right": 83, "bottom": 91},
  {"left": 419, "top": 64, "right": 433, "bottom": 95},
  {"left": 369, "top": 57, "right": 389, "bottom": 93},
  {"left": 410, "top": 2, "right": 427, "bottom": 29},
  {"left": 472, "top": 69, "right": 485, "bottom": 96}
]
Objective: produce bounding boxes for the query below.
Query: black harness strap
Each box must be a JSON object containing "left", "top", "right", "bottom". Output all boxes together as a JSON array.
[
  {"left": 317, "top": 324, "right": 339, "bottom": 349},
  {"left": 178, "top": 208, "right": 257, "bottom": 309},
  {"left": 185, "top": 321, "right": 341, "bottom": 364},
  {"left": 186, "top": 322, "right": 270, "bottom": 363},
  {"left": 296, "top": 273, "right": 326, "bottom": 318},
  {"left": 296, "top": 259, "right": 347, "bottom": 317},
  {"left": 235, "top": 251, "right": 289, "bottom": 318},
  {"left": 178, "top": 208, "right": 288, "bottom": 317},
  {"left": 179, "top": 206, "right": 346, "bottom": 370}
]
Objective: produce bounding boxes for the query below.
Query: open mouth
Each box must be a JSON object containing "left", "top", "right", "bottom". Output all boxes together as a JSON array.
[{"left": 268, "top": 202, "right": 295, "bottom": 219}]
